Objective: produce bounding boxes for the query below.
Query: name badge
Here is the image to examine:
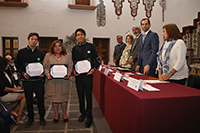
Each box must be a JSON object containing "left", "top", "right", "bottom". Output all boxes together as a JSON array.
[
  {"left": 113, "top": 72, "right": 123, "bottom": 82},
  {"left": 127, "top": 77, "right": 143, "bottom": 91},
  {"left": 104, "top": 68, "right": 111, "bottom": 76}
]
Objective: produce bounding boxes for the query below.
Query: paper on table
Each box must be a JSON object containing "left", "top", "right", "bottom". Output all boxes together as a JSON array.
[
  {"left": 135, "top": 72, "right": 143, "bottom": 75},
  {"left": 12, "top": 90, "right": 24, "bottom": 93},
  {"left": 75, "top": 60, "right": 91, "bottom": 74},
  {"left": 124, "top": 72, "right": 135, "bottom": 75},
  {"left": 142, "top": 84, "right": 160, "bottom": 91},
  {"left": 123, "top": 77, "right": 129, "bottom": 81},
  {"left": 143, "top": 80, "right": 170, "bottom": 84},
  {"left": 117, "top": 67, "right": 131, "bottom": 71}
]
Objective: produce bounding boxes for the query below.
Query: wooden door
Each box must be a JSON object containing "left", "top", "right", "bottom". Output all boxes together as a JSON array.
[{"left": 93, "top": 38, "right": 110, "bottom": 64}]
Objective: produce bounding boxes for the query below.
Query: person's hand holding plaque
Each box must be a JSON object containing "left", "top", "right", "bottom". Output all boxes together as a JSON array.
[
  {"left": 63, "top": 74, "right": 70, "bottom": 80},
  {"left": 23, "top": 72, "right": 30, "bottom": 79},
  {"left": 73, "top": 70, "right": 80, "bottom": 77},
  {"left": 87, "top": 69, "right": 95, "bottom": 76},
  {"left": 46, "top": 73, "right": 52, "bottom": 80}
]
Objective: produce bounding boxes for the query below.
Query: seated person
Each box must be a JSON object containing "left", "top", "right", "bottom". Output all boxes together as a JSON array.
[
  {"left": 119, "top": 34, "right": 134, "bottom": 69},
  {"left": 0, "top": 110, "right": 11, "bottom": 133},
  {"left": 5, "top": 55, "right": 19, "bottom": 86},
  {"left": 0, "top": 56, "right": 26, "bottom": 124}
]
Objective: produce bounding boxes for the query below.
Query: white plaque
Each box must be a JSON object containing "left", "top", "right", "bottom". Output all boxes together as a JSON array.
[
  {"left": 75, "top": 60, "right": 91, "bottom": 74},
  {"left": 50, "top": 65, "right": 67, "bottom": 78},
  {"left": 104, "top": 68, "right": 111, "bottom": 76},
  {"left": 98, "top": 65, "right": 103, "bottom": 71},
  {"left": 127, "top": 77, "right": 143, "bottom": 91},
  {"left": 113, "top": 72, "right": 123, "bottom": 82},
  {"left": 26, "top": 62, "right": 44, "bottom": 77}
]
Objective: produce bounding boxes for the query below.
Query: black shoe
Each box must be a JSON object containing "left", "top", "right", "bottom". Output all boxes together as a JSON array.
[
  {"left": 78, "top": 114, "right": 86, "bottom": 122},
  {"left": 40, "top": 118, "right": 46, "bottom": 126},
  {"left": 25, "top": 119, "right": 34, "bottom": 128},
  {"left": 53, "top": 114, "right": 60, "bottom": 123},
  {"left": 84, "top": 118, "right": 92, "bottom": 128},
  {"left": 63, "top": 118, "right": 68, "bottom": 123}
]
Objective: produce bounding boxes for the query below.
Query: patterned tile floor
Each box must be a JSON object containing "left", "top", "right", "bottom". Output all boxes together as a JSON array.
[{"left": 10, "top": 78, "right": 97, "bottom": 133}]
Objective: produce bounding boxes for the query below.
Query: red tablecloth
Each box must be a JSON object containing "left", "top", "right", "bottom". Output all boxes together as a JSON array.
[{"left": 93, "top": 67, "right": 200, "bottom": 133}]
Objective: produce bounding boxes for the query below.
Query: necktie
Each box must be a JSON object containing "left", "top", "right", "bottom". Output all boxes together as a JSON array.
[
  {"left": 142, "top": 34, "right": 146, "bottom": 43},
  {"left": 115, "top": 44, "right": 120, "bottom": 54}
]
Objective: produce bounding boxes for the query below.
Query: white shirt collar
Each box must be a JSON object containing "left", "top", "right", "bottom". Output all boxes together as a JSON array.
[{"left": 144, "top": 29, "right": 150, "bottom": 35}]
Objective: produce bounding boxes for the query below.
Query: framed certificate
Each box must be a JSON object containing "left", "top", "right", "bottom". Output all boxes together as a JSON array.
[
  {"left": 26, "top": 62, "right": 44, "bottom": 77},
  {"left": 75, "top": 60, "right": 91, "bottom": 74},
  {"left": 50, "top": 64, "right": 68, "bottom": 78}
]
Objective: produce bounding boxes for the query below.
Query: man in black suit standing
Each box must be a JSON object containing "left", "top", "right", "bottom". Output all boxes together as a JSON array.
[
  {"left": 129, "top": 26, "right": 142, "bottom": 71},
  {"left": 135, "top": 18, "right": 159, "bottom": 77},
  {"left": 113, "top": 35, "right": 126, "bottom": 66}
]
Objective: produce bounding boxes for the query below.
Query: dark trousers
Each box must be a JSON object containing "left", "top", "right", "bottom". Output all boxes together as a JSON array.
[
  {"left": 75, "top": 74, "right": 93, "bottom": 119},
  {"left": 23, "top": 80, "right": 45, "bottom": 119},
  {"left": 168, "top": 78, "right": 186, "bottom": 85},
  {"left": 0, "top": 110, "right": 11, "bottom": 133},
  {"left": 139, "top": 66, "right": 157, "bottom": 77}
]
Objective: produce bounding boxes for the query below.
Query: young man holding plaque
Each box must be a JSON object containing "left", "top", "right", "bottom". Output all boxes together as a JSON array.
[
  {"left": 72, "top": 28, "right": 100, "bottom": 128},
  {"left": 14, "top": 32, "right": 46, "bottom": 127}
]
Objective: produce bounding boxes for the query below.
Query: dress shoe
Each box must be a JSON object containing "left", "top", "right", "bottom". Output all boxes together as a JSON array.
[
  {"left": 53, "top": 113, "right": 60, "bottom": 123},
  {"left": 84, "top": 118, "right": 92, "bottom": 128},
  {"left": 40, "top": 118, "right": 46, "bottom": 126},
  {"left": 63, "top": 118, "right": 68, "bottom": 122},
  {"left": 78, "top": 114, "right": 86, "bottom": 122},
  {"left": 25, "top": 119, "right": 34, "bottom": 128}
]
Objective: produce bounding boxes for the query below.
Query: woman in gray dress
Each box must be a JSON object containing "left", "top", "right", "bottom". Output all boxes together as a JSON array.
[{"left": 43, "top": 40, "right": 72, "bottom": 122}]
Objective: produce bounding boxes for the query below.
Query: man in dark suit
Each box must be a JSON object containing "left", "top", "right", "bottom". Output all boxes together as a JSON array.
[
  {"left": 135, "top": 18, "right": 159, "bottom": 77},
  {"left": 113, "top": 35, "right": 126, "bottom": 66},
  {"left": 129, "top": 26, "right": 142, "bottom": 71}
]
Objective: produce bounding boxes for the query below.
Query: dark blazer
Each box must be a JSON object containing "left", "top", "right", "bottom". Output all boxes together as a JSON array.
[
  {"left": 113, "top": 42, "right": 126, "bottom": 66},
  {"left": 130, "top": 34, "right": 142, "bottom": 71},
  {"left": 137, "top": 30, "right": 159, "bottom": 77},
  {"left": 0, "top": 72, "right": 14, "bottom": 97}
]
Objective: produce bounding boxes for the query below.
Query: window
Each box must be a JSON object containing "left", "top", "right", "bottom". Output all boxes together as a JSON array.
[{"left": 2, "top": 37, "right": 19, "bottom": 59}]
